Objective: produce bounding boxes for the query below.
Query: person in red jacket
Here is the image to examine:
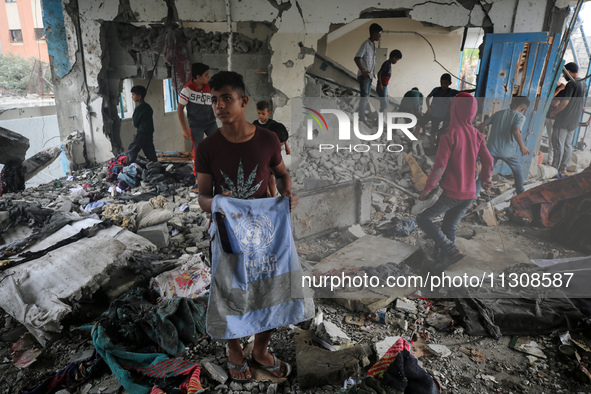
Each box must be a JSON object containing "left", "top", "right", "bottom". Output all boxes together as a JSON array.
[{"left": 416, "top": 92, "right": 494, "bottom": 267}]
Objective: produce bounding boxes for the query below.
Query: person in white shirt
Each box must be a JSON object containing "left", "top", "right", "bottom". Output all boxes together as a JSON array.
[{"left": 354, "top": 23, "right": 383, "bottom": 123}]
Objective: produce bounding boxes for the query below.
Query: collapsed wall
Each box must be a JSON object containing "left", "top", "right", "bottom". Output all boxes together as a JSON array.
[{"left": 45, "top": 0, "right": 567, "bottom": 168}]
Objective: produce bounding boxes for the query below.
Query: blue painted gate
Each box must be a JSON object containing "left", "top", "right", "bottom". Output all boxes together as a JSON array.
[{"left": 475, "top": 33, "right": 564, "bottom": 177}]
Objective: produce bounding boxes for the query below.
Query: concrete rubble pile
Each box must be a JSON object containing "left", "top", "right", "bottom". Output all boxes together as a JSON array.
[{"left": 1, "top": 151, "right": 591, "bottom": 393}]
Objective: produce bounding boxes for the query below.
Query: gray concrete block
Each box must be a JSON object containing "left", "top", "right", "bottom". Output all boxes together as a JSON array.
[
  {"left": 0, "top": 211, "right": 9, "bottom": 225},
  {"left": 137, "top": 223, "right": 169, "bottom": 248}
]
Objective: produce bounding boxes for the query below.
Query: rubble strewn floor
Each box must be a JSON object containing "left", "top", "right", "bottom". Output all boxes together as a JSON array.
[{"left": 1, "top": 157, "right": 590, "bottom": 394}]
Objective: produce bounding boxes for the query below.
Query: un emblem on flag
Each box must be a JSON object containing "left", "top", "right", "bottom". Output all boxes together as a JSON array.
[{"left": 236, "top": 215, "right": 275, "bottom": 256}]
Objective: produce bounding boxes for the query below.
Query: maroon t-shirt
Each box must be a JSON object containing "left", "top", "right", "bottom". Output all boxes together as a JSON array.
[{"left": 196, "top": 126, "right": 282, "bottom": 199}]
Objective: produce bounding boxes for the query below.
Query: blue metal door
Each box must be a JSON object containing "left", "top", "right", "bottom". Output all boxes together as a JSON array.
[{"left": 476, "top": 33, "right": 563, "bottom": 178}]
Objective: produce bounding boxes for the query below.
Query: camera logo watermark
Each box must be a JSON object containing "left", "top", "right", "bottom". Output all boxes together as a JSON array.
[{"left": 303, "top": 107, "right": 417, "bottom": 153}]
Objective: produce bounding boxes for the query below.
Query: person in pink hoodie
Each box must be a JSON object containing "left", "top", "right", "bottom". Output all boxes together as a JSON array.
[{"left": 416, "top": 92, "right": 494, "bottom": 267}]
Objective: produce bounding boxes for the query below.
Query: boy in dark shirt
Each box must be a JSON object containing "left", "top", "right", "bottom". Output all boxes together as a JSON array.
[
  {"left": 253, "top": 100, "right": 290, "bottom": 196},
  {"left": 197, "top": 71, "right": 297, "bottom": 382},
  {"left": 127, "top": 85, "right": 158, "bottom": 164},
  {"left": 417, "top": 73, "right": 459, "bottom": 148},
  {"left": 376, "top": 49, "right": 402, "bottom": 113}
]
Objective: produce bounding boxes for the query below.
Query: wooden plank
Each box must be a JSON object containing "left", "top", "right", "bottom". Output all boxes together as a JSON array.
[{"left": 404, "top": 153, "right": 428, "bottom": 191}]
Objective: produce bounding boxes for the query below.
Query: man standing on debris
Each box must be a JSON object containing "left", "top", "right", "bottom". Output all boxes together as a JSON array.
[
  {"left": 552, "top": 62, "right": 587, "bottom": 177},
  {"left": 417, "top": 73, "right": 459, "bottom": 149},
  {"left": 376, "top": 49, "right": 402, "bottom": 113},
  {"left": 478, "top": 96, "right": 530, "bottom": 195},
  {"left": 354, "top": 23, "right": 383, "bottom": 123},
  {"left": 416, "top": 93, "right": 494, "bottom": 267},
  {"left": 177, "top": 63, "right": 218, "bottom": 192},
  {"left": 127, "top": 85, "right": 158, "bottom": 164},
  {"left": 196, "top": 71, "right": 298, "bottom": 382}
]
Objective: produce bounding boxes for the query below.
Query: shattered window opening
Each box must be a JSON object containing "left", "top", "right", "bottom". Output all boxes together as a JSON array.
[{"left": 9, "top": 29, "right": 23, "bottom": 43}]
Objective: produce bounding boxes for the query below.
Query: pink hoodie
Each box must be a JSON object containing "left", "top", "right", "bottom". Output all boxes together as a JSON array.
[{"left": 424, "top": 93, "right": 494, "bottom": 200}]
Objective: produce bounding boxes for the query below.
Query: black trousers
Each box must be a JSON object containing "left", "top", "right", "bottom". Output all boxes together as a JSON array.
[{"left": 128, "top": 132, "right": 157, "bottom": 163}]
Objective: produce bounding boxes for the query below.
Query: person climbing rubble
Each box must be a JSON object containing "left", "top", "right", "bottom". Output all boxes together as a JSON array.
[{"left": 416, "top": 93, "right": 494, "bottom": 268}]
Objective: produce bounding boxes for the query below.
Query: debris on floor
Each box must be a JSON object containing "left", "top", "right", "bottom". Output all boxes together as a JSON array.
[{"left": 1, "top": 152, "right": 591, "bottom": 394}]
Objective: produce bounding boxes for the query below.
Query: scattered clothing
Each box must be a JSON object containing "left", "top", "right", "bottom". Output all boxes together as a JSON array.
[
  {"left": 349, "top": 338, "right": 439, "bottom": 394},
  {"left": 92, "top": 325, "right": 204, "bottom": 394},
  {"left": 151, "top": 254, "right": 211, "bottom": 300},
  {"left": 23, "top": 353, "right": 106, "bottom": 394}
]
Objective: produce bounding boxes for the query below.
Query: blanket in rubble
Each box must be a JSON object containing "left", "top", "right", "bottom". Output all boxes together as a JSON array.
[
  {"left": 349, "top": 338, "right": 439, "bottom": 394},
  {"left": 207, "top": 195, "right": 314, "bottom": 339},
  {"left": 92, "top": 325, "right": 204, "bottom": 394},
  {"left": 24, "top": 352, "right": 106, "bottom": 394},
  {"left": 100, "top": 289, "right": 207, "bottom": 356}
]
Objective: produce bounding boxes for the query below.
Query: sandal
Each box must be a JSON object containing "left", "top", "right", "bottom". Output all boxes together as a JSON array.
[
  {"left": 192, "top": 183, "right": 199, "bottom": 193},
  {"left": 226, "top": 359, "right": 252, "bottom": 383},
  {"left": 253, "top": 354, "right": 292, "bottom": 378}
]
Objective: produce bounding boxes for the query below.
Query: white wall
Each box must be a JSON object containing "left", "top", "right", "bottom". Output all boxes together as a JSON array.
[
  {"left": 0, "top": 105, "right": 66, "bottom": 186},
  {"left": 326, "top": 18, "right": 463, "bottom": 98},
  {"left": 54, "top": 0, "right": 565, "bottom": 165}
]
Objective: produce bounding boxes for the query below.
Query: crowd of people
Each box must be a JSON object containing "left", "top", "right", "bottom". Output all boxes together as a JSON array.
[{"left": 119, "top": 23, "right": 588, "bottom": 382}]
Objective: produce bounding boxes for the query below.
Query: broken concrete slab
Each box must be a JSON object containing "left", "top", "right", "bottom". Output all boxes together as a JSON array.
[
  {"left": 375, "top": 336, "right": 402, "bottom": 359},
  {"left": 426, "top": 312, "right": 454, "bottom": 331},
  {"left": 316, "top": 321, "right": 351, "bottom": 345},
  {"left": 343, "top": 224, "right": 365, "bottom": 239},
  {"left": 313, "top": 235, "right": 419, "bottom": 273},
  {"left": 427, "top": 344, "right": 451, "bottom": 357},
  {"left": 203, "top": 361, "right": 229, "bottom": 384},
  {"left": 529, "top": 163, "right": 558, "bottom": 180},
  {"left": 311, "top": 235, "right": 420, "bottom": 303},
  {"left": 0, "top": 218, "right": 156, "bottom": 346},
  {"left": 292, "top": 179, "right": 372, "bottom": 239},
  {"left": 0, "top": 127, "right": 29, "bottom": 164},
  {"left": 395, "top": 298, "right": 418, "bottom": 313},
  {"left": 295, "top": 329, "right": 371, "bottom": 390},
  {"left": 570, "top": 150, "right": 591, "bottom": 170},
  {"left": 447, "top": 228, "right": 533, "bottom": 279},
  {"left": 137, "top": 222, "right": 170, "bottom": 248},
  {"left": 22, "top": 146, "right": 62, "bottom": 181}
]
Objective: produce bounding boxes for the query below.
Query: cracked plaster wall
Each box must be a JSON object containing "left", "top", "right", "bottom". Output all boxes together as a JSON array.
[{"left": 50, "top": 0, "right": 565, "bottom": 165}]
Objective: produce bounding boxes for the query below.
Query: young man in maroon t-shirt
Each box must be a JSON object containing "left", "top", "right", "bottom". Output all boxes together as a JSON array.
[{"left": 196, "top": 71, "right": 297, "bottom": 382}]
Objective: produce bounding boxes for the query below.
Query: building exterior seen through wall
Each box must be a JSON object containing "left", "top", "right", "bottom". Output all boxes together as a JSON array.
[
  {"left": 0, "top": 0, "right": 59, "bottom": 186},
  {"left": 0, "top": 0, "right": 585, "bottom": 185}
]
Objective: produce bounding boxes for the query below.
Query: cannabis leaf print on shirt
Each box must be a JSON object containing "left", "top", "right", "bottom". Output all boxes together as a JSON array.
[{"left": 219, "top": 159, "right": 263, "bottom": 199}]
